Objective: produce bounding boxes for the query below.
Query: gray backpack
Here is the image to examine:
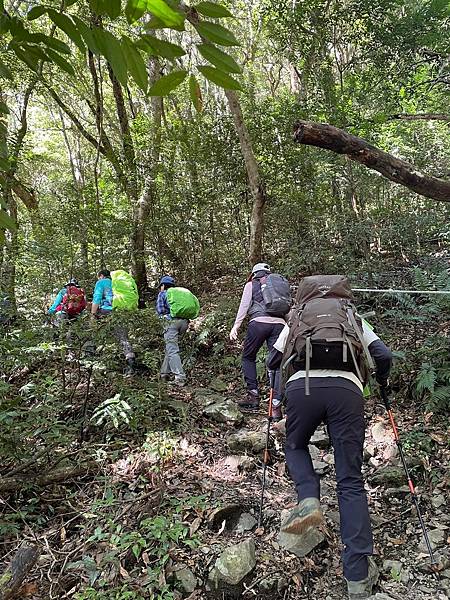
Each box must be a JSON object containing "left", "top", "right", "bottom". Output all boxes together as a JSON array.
[{"left": 281, "top": 275, "right": 374, "bottom": 394}]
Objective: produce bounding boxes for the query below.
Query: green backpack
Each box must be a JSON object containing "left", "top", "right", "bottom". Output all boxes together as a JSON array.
[
  {"left": 111, "top": 270, "right": 139, "bottom": 311},
  {"left": 166, "top": 287, "right": 200, "bottom": 319}
]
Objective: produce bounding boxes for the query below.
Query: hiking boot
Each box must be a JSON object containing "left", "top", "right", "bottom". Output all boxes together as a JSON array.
[
  {"left": 169, "top": 377, "right": 186, "bottom": 387},
  {"left": 346, "top": 557, "right": 379, "bottom": 599},
  {"left": 280, "top": 497, "right": 324, "bottom": 535},
  {"left": 238, "top": 390, "right": 260, "bottom": 411},
  {"left": 124, "top": 358, "right": 137, "bottom": 378},
  {"left": 160, "top": 374, "right": 171, "bottom": 382},
  {"left": 271, "top": 401, "right": 282, "bottom": 422}
]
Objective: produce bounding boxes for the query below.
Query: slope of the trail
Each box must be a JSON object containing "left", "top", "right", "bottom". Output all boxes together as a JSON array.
[{"left": 151, "top": 375, "right": 448, "bottom": 600}]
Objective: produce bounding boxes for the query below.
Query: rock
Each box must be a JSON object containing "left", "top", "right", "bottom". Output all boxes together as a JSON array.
[
  {"left": 364, "top": 443, "right": 376, "bottom": 458},
  {"left": 259, "top": 577, "right": 277, "bottom": 592},
  {"left": 368, "top": 595, "right": 396, "bottom": 600},
  {"left": 278, "top": 509, "right": 325, "bottom": 557},
  {"left": 418, "top": 528, "right": 446, "bottom": 553},
  {"left": 313, "top": 459, "right": 330, "bottom": 475},
  {"left": 384, "top": 485, "right": 410, "bottom": 497},
  {"left": 370, "top": 466, "right": 406, "bottom": 487},
  {"left": 308, "top": 444, "right": 321, "bottom": 461},
  {"left": 174, "top": 567, "right": 197, "bottom": 594},
  {"left": 371, "top": 421, "right": 391, "bottom": 444},
  {"left": 209, "top": 377, "right": 228, "bottom": 392},
  {"left": 208, "top": 539, "right": 256, "bottom": 589},
  {"left": 202, "top": 394, "right": 244, "bottom": 425},
  {"left": 383, "top": 444, "right": 398, "bottom": 462},
  {"left": 273, "top": 418, "right": 286, "bottom": 436},
  {"left": 222, "top": 455, "right": 255, "bottom": 472},
  {"left": 310, "top": 428, "right": 330, "bottom": 449},
  {"left": 235, "top": 512, "right": 257, "bottom": 533},
  {"left": 432, "top": 494, "right": 446, "bottom": 509},
  {"left": 323, "top": 452, "right": 335, "bottom": 465},
  {"left": 209, "top": 504, "right": 244, "bottom": 530},
  {"left": 327, "top": 510, "right": 340, "bottom": 525},
  {"left": 227, "top": 429, "right": 266, "bottom": 453}
]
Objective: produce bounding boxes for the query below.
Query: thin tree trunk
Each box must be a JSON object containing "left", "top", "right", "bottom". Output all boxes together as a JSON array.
[
  {"left": 225, "top": 90, "right": 266, "bottom": 266},
  {"left": 293, "top": 120, "right": 450, "bottom": 201}
]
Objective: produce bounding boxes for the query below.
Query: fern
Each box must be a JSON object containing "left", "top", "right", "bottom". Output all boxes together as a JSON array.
[
  {"left": 415, "top": 363, "right": 436, "bottom": 396},
  {"left": 428, "top": 386, "right": 450, "bottom": 411}
]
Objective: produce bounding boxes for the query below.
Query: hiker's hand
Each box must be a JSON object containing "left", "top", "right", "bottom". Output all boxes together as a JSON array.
[{"left": 229, "top": 325, "right": 239, "bottom": 341}]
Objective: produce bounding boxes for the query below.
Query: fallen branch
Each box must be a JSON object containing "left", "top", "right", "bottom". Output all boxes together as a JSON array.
[
  {"left": 0, "top": 545, "right": 40, "bottom": 600},
  {"left": 293, "top": 120, "right": 450, "bottom": 201},
  {"left": 0, "top": 463, "right": 99, "bottom": 493}
]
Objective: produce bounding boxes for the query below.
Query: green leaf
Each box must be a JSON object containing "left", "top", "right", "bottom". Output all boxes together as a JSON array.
[
  {"left": 71, "top": 15, "right": 100, "bottom": 55},
  {"left": 0, "top": 209, "right": 17, "bottom": 232},
  {"left": 30, "top": 33, "right": 72, "bottom": 55},
  {"left": 27, "top": 6, "right": 47, "bottom": 20},
  {"left": 145, "top": 15, "right": 168, "bottom": 29},
  {"left": 189, "top": 74, "right": 203, "bottom": 112},
  {"left": 122, "top": 36, "right": 148, "bottom": 91},
  {"left": 0, "top": 57, "right": 13, "bottom": 80},
  {"left": 147, "top": 0, "right": 185, "bottom": 29},
  {"left": 197, "top": 64, "right": 241, "bottom": 89},
  {"left": 139, "top": 34, "right": 185, "bottom": 59},
  {"left": 12, "top": 44, "right": 49, "bottom": 72},
  {"left": 93, "top": 28, "right": 128, "bottom": 86},
  {"left": 197, "top": 43, "right": 241, "bottom": 73},
  {"left": 44, "top": 48, "right": 76, "bottom": 76},
  {"left": 89, "top": 0, "right": 107, "bottom": 14},
  {"left": 195, "top": 21, "right": 239, "bottom": 46},
  {"left": 0, "top": 101, "right": 9, "bottom": 114},
  {"left": 125, "top": 0, "right": 147, "bottom": 23},
  {"left": 47, "top": 9, "right": 86, "bottom": 53},
  {"left": 148, "top": 69, "right": 187, "bottom": 95},
  {"left": 195, "top": 2, "right": 233, "bottom": 18},
  {"left": 105, "top": 0, "right": 122, "bottom": 19}
]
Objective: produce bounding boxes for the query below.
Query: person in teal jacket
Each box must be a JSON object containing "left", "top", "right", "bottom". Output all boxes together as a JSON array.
[{"left": 90, "top": 269, "right": 136, "bottom": 376}]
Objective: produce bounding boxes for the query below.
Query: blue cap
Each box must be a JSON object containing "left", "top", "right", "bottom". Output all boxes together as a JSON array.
[{"left": 160, "top": 275, "right": 175, "bottom": 286}]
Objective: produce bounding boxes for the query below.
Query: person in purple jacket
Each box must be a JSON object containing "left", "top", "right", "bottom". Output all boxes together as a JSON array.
[{"left": 229, "top": 262, "right": 286, "bottom": 419}]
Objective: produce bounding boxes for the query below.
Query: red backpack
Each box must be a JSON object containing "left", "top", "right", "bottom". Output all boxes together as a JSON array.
[{"left": 61, "top": 285, "right": 86, "bottom": 316}]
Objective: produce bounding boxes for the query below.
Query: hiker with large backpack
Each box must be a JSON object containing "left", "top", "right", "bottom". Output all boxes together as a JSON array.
[
  {"left": 229, "top": 262, "right": 291, "bottom": 418},
  {"left": 48, "top": 278, "right": 87, "bottom": 324},
  {"left": 267, "top": 275, "right": 392, "bottom": 600},
  {"left": 156, "top": 275, "right": 200, "bottom": 387},
  {"left": 90, "top": 269, "right": 138, "bottom": 376}
]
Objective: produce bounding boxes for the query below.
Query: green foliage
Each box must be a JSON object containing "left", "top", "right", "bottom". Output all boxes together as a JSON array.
[
  {"left": 195, "top": 21, "right": 240, "bottom": 46},
  {"left": 148, "top": 69, "right": 188, "bottom": 96},
  {"left": 195, "top": 2, "right": 233, "bottom": 18},
  {"left": 197, "top": 65, "right": 242, "bottom": 90}
]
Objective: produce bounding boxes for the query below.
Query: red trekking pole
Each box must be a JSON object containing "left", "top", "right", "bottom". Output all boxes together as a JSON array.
[
  {"left": 380, "top": 385, "right": 437, "bottom": 566},
  {"left": 258, "top": 370, "right": 275, "bottom": 528}
]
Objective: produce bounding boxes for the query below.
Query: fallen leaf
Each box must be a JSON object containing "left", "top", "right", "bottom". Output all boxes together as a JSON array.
[
  {"left": 119, "top": 565, "right": 130, "bottom": 579},
  {"left": 190, "top": 516, "right": 202, "bottom": 536}
]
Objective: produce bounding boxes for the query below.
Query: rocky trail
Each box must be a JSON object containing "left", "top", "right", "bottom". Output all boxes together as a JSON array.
[
  {"left": 153, "top": 381, "right": 449, "bottom": 599},
  {"left": 1, "top": 359, "right": 449, "bottom": 600}
]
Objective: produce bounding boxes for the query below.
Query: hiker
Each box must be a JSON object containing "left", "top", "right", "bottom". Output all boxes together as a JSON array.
[
  {"left": 268, "top": 274, "right": 392, "bottom": 600},
  {"left": 229, "top": 263, "right": 291, "bottom": 419},
  {"left": 48, "top": 278, "right": 87, "bottom": 324},
  {"left": 91, "top": 269, "right": 137, "bottom": 376},
  {"left": 156, "top": 275, "right": 200, "bottom": 387}
]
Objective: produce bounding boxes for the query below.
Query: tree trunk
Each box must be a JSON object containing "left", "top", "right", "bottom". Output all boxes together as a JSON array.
[
  {"left": 131, "top": 59, "right": 163, "bottom": 301},
  {"left": 225, "top": 90, "right": 266, "bottom": 266},
  {"left": 293, "top": 120, "right": 450, "bottom": 201}
]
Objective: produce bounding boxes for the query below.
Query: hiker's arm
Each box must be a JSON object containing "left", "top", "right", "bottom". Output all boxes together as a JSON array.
[
  {"left": 91, "top": 282, "right": 103, "bottom": 316},
  {"left": 48, "top": 289, "right": 64, "bottom": 314},
  {"left": 368, "top": 339, "right": 392, "bottom": 386},
  {"left": 267, "top": 324, "right": 289, "bottom": 370},
  {"left": 230, "top": 283, "right": 252, "bottom": 339},
  {"left": 156, "top": 291, "right": 170, "bottom": 317}
]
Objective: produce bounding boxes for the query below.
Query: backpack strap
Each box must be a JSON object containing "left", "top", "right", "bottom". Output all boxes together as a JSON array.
[
  {"left": 346, "top": 308, "right": 375, "bottom": 371},
  {"left": 305, "top": 335, "right": 311, "bottom": 396},
  {"left": 344, "top": 332, "right": 364, "bottom": 382}
]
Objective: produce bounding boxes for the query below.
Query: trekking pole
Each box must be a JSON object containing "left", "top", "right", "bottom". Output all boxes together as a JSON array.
[
  {"left": 258, "top": 370, "right": 275, "bottom": 528},
  {"left": 379, "top": 385, "right": 437, "bottom": 566}
]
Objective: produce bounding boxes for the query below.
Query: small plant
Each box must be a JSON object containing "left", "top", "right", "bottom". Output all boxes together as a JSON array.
[{"left": 91, "top": 394, "right": 131, "bottom": 429}]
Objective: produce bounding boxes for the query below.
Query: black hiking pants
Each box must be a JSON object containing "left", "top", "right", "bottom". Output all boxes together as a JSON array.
[
  {"left": 285, "top": 377, "right": 373, "bottom": 582},
  {"left": 242, "top": 320, "right": 284, "bottom": 398}
]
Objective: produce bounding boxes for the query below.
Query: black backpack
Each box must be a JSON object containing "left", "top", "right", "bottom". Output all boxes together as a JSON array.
[
  {"left": 281, "top": 275, "right": 374, "bottom": 394},
  {"left": 260, "top": 274, "right": 292, "bottom": 317}
]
